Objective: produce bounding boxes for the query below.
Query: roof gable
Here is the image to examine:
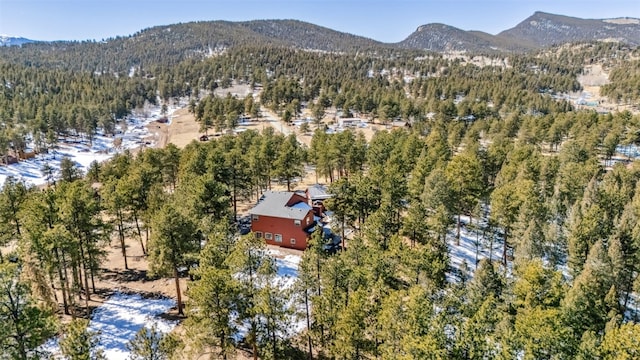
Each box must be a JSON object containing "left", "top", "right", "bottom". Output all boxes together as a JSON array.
[{"left": 250, "top": 191, "right": 312, "bottom": 220}]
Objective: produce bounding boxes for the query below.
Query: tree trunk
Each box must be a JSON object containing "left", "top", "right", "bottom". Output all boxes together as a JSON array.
[
  {"left": 87, "top": 239, "right": 97, "bottom": 294},
  {"left": 69, "top": 253, "right": 81, "bottom": 316},
  {"left": 251, "top": 324, "right": 258, "bottom": 360},
  {"left": 46, "top": 269, "right": 58, "bottom": 303},
  {"left": 72, "top": 253, "right": 82, "bottom": 301},
  {"left": 13, "top": 217, "right": 21, "bottom": 237},
  {"left": 316, "top": 255, "right": 325, "bottom": 347},
  {"left": 305, "top": 289, "right": 313, "bottom": 360},
  {"left": 82, "top": 264, "right": 91, "bottom": 310},
  {"left": 15, "top": 326, "right": 27, "bottom": 360},
  {"left": 272, "top": 324, "right": 277, "bottom": 360},
  {"left": 475, "top": 227, "right": 480, "bottom": 270},
  {"left": 120, "top": 227, "right": 128, "bottom": 270},
  {"left": 145, "top": 226, "right": 150, "bottom": 251},
  {"left": 502, "top": 228, "right": 509, "bottom": 267},
  {"left": 489, "top": 227, "right": 494, "bottom": 263},
  {"left": 456, "top": 213, "right": 461, "bottom": 246},
  {"left": 118, "top": 211, "right": 128, "bottom": 270},
  {"left": 233, "top": 172, "right": 238, "bottom": 221},
  {"left": 247, "top": 250, "right": 258, "bottom": 360},
  {"left": 174, "top": 267, "right": 183, "bottom": 316},
  {"left": 623, "top": 271, "right": 637, "bottom": 310},
  {"left": 55, "top": 248, "right": 70, "bottom": 315},
  {"left": 341, "top": 216, "right": 346, "bottom": 251},
  {"left": 133, "top": 211, "right": 146, "bottom": 255},
  {"left": 78, "top": 238, "right": 91, "bottom": 310}
]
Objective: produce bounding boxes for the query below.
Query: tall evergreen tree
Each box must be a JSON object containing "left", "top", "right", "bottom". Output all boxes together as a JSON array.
[
  {"left": 185, "top": 223, "right": 237, "bottom": 359},
  {"left": 126, "top": 323, "right": 181, "bottom": 360},
  {"left": 0, "top": 176, "right": 30, "bottom": 261},
  {"left": 0, "top": 262, "right": 56, "bottom": 360},
  {"left": 445, "top": 150, "right": 484, "bottom": 243},
  {"left": 273, "top": 134, "right": 305, "bottom": 191},
  {"left": 226, "top": 234, "right": 277, "bottom": 360},
  {"left": 56, "top": 181, "right": 107, "bottom": 306},
  {"left": 59, "top": 319, "right": 106, "bottom": 360},
  {"left": 148, "top": 202, "right": 199, "bottom": 316}
]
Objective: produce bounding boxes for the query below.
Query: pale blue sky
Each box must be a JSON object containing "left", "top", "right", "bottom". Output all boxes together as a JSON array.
[{"left": 1, "top": 0, "right": 639, "bottom": 43}]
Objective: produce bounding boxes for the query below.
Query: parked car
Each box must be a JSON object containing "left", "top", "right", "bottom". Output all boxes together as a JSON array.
[
  {"left": 237, "top": 215, "right": 251, "bottom": 235},
  {"left": 322, "top": 228, "right": 342, "bottom": 254}
]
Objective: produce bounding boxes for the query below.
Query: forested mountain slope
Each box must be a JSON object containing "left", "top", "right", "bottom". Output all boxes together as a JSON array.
[
  {"left": 0, "top": 20, "right": 385, "bottom": 73},
  {"left": 2, "top": 11, "right": 639, "bottom": 74}
]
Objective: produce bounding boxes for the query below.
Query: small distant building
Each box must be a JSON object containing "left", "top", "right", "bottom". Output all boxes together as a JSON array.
[
  {"left": 391, "top": 120, "right": 408, "bottom": 128},
  {"left": 338, "top": 118, "right": 362, "bottom": 128},
  {"left": 249, "top": 191, "right": 317, "bottom": 250}
]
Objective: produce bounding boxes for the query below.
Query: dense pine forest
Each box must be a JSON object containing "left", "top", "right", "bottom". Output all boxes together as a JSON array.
[{"left": 2, "top": 21, "right": 640, "bottom": 359}]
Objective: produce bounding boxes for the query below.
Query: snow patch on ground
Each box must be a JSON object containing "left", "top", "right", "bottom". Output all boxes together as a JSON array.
[
  {"left": 0, "top": 100, "right": 186, "bottom": 188},
  {"left": 233, "top": 249, "right": 304, "bottom": 342},
  {"left": 270, "top": 250, "right": 306, "bottom": 335},
  {"left": 447, "top": 215, "right": 503, "bottom": 280},
  {"left": 616, "top": 144, "right": 640, "bottom": 159},
  {"left": 43, "top": 292, "right": 177, "bottom": 360},
  {"left": 269, "top": 249, "right": 302, "bottom": 286}
]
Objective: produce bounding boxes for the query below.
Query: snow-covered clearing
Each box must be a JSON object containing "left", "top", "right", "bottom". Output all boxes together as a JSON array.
[
  {"left": 269, "top": 249, "right": 306, "bottom": 336},
  {"left": 446, "top": 215, "right": 503, "bottom": 280},
  {"left": 268, "top": 248, "right": 302, "bottom": 290},
  {"left": 43, "top": 292, "right": 177, "bottom": 360},
  {"left": 616, "top": 144, "right": 640, "bottom": 160},
  {"left": 0, "top": 100, "right": 184, "bottom": 188}
]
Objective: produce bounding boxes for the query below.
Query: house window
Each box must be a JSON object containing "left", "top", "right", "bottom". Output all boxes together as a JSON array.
[
  {"left": 255, "top": 232, "right": 263, "bottom": 239},
  {"left": 290, "top": 238, "right": 296, "bottom": 244},
  {"left": 265, "top": 232, "right": 272, "bottom": 240},
  {"left": 294, "top": 219, "right": 301, "bottom": 226},
  {"left": 252, "top": 214, "right": 259, "bottom": 221},
  {"left": 275, "top": 234, "right": 283, "bottom": 243}
]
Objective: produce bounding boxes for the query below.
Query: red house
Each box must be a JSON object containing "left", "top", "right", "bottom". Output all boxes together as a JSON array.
[{"left": 249, "top": 191, "right": 317, "bottom": 250}]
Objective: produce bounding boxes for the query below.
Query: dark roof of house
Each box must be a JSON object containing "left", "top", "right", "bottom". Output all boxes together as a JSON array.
[{"left": 250, "top": 191, "right": 312, "bottom": 220}]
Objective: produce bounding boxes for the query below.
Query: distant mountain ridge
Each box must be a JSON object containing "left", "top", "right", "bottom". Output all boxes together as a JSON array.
[
  {"left": 2, "top": 11, "right": 639, "bottom": 70},
  {"left": 397, "top": 23, "right": 531, "bottom": 52},
  {"left": 399, "top": 11, "right": 640, "bottom": 52},
  {"left": 498, "top": 11, "right": 640, "bottom": 48},
  {"left": 0, "top": 35, "right": 35, "bottom": 47}
]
